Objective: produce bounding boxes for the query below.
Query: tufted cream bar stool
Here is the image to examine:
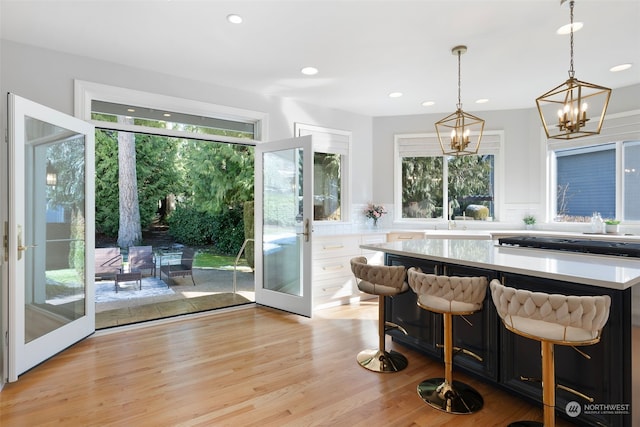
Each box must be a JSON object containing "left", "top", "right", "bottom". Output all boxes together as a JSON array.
[
  {"left": 350, "top": 256, "right": 409, "bottom": 373},
  {"left": 489, "top": 279, "right": 611, "bottom": 427},
  {"left": 408, "top": 267, "right": 488, "bottom": 414}
]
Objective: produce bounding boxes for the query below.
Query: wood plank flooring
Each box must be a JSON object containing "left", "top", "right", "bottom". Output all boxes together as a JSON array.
[{"left": 0, "top": 302, "right": 590, "bottom": 426}]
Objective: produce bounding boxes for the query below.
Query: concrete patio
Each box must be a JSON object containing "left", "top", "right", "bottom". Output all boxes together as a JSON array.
[{"left": 95, "top": 267, "right": 255, "bottom": 329}]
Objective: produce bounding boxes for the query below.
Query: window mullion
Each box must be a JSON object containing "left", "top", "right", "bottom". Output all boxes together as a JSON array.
[{"left": 443, "top": 155, "right": 449, "bottom": 220}]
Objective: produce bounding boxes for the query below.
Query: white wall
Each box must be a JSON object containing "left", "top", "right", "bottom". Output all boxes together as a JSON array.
[{"left": 0, "top": 39, "right": 375, "bottom": 204}]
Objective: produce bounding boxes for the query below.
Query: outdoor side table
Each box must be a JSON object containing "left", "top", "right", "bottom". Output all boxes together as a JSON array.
[{"left": 115, "top": 271, "right": 142, "bottom": 292}]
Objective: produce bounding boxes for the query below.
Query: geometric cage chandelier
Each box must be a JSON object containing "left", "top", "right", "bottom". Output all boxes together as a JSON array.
[
  {"left": 536, "top": 0, "right": 611, "bottom": 140},
  {"left": 435, "top": 45, "right": 485, "bottom": 156}
]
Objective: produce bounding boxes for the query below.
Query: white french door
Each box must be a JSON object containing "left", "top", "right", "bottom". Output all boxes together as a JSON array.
[
  {"left": 6, "top": 94, "right": 95, "bottom": 381},
  {"left": 254, "top": 136, "right": 313, "bottom": 317}
]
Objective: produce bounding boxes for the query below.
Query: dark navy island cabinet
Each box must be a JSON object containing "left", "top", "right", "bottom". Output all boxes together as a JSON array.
[{"left": 385, "top": 253, "right": 632, "bottom": 427}]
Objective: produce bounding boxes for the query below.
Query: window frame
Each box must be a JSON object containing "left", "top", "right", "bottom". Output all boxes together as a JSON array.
[
  {"left": 545, "top": 109, "right": 640, "bottom": 223},
  {"left": 394, "top": 131, "right": 504, "bottom": 223},
  {"left": 294, "top": 122, "right": 352, "bottom": 223},
  {"left": 74, "top": 80, "right": 268, "bottom": 145}
]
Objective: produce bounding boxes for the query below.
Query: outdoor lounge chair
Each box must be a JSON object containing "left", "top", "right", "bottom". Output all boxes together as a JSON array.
[
  {"left": 94, "top": 247, "right": 123, "bottom": 281},
  {"left": 129, "top": 245, "right": 156, "bottom": 277},
  {"left": 160, "top": 247, "right": 196, "bottom": 286}
]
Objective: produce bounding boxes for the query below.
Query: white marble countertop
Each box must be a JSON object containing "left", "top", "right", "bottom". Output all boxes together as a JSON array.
[
  {"left": 360, "top": 238, "right": 640, "bottom": 290},
  {"left": 315, "top": 227, "right": 640, "bottom": 242}
]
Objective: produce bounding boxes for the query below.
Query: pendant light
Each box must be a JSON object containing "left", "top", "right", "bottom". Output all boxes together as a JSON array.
[
  {"left": 435, "top": 45, "right": 484, "bottom": 156},
  {"left": 536, "top": 0, "right": 611, "bottom": 140}
]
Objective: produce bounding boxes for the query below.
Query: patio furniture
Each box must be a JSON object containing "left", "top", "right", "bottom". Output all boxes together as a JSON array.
[
  {"left": 95, "top": 247, "right": 122, "bottom": 281},
  {"left": 129, "top": 245, "right": 156, "bottom": 277},
  {"left": 115, "top": 271, "right": 142, "bottom": 293},
  {"left": 160, "top": 247, "right": 196, "bottom": 286}
]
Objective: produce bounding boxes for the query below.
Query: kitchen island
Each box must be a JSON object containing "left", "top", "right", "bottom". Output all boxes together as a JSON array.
[{"left": 360, "top": 238, "right": 640, "bottom": 427}]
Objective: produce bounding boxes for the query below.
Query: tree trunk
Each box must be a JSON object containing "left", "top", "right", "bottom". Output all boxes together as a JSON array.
[{"left": 117, "top": 117, "right": 142, "bottom": 248}]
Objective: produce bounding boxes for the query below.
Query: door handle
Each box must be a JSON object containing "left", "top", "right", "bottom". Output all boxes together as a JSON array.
[
  {"left": 16, "top": 225, "right": 37, "bottom": 261},
  {"left": 3, "top": 221, "right": 7, "bottom": 262},
  {"left": 297, "top": 218, "right": 310, "bottom": 243}
]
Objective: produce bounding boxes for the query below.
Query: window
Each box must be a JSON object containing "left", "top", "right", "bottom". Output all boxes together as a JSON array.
[
  {"left": 295, "top": 123, "right": 351, "bottom": 222},
  {"left": 75, "top": 80, "right": 267, "bottom": 144},
  {"left": 555, "top": 144, "right": 615, "bottom": 220},
  {"left": 91, "top": 100, "right": 256, "bottom": 140},
  {"left": 395, "top": 132, "right": 502, "bottom": 221},
  {"left": 314, "top": 152, "right": 342, "bottom": 221},
  {"left": 554, "top": 141, "right": 640, "bottom": 221},
  {"left": 547, "top": 110, "right": 640, "bottom": 223}
]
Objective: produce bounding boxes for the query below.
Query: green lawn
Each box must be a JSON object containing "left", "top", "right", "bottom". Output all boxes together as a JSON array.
[
  {"left": 47, "top": 250, "right": 250, "bottom": 288},
  {"left": 47, "top": 269, "right": 82, "bottom": 284},
  {"left": 193, "top": 251, "right": 250, "bottom": 270}
]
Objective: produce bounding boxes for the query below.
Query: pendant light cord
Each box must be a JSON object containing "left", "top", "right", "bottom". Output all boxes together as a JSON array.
[
  {"left": 569, "top": 0, "right": 575, "bottom": 78},
  {"left": 456, "top": 49, "right": 462, "bottom": 110}
]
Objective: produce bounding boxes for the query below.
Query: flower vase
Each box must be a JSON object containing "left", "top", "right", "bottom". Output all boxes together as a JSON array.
[{"left": 371, "top": 218, "right": 378, "bottom": 228}]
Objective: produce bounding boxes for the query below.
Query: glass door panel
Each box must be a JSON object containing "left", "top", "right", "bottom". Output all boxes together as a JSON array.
[{"left": 25, "top": 134, "right": 87, "bottom": 342}]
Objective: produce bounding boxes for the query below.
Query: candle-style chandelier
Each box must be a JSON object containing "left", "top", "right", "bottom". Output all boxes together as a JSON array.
[
  {"left": 435, "top": 45, "right": 484, "bottom": 156},
  {"left": 536, "top": 0, "right": 611, "bottom": 140}
]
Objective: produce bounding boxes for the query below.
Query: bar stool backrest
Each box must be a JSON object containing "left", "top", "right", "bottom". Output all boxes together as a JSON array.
[
  {"left": 408, "top": 268, "right": 488, "bottom": 314},
  {"left": 489, "top": 280, "right": 611, "bottom": 344},
  {"left": 350, "top": 256, "right": 408, "bottom": 296}
]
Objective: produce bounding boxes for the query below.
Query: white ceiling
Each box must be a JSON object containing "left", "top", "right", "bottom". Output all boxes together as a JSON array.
[{"left": 1, "top": 0, "right": 639, "bottom": 117}]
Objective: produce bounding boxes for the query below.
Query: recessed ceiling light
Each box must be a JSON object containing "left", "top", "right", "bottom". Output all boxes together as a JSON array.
[
  {"left": 422, "top": 101, "right": 435, "bottom": 107},
  {"left": 557, "top": 22, "right": 583, "bottom": 35},
  {"left": 610, "top": 63, "right": 632, "bottom": 72},
  {"left": 127, "top": 108, "right": 135, "bottom": 112},
  {"left": 227, "top": 14, "right": 243, "bottom": 24},
  {"left": 475, "top": 99, "right": 489, "bottom": 104},
  {"left": 388, "top": 92, "right": 403, "bottom": 98},
  {"left": 163, "top": 113, "right": 171, "bottom": 117},
  {"left": 301, "top": 67, "right": 318, "bottom": 76}
]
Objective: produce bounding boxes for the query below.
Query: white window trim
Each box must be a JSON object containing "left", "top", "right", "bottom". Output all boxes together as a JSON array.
[
  {"left": 294, "top": 122, "right": 352, "bottom": 223},
  {"left": 544, "top": 109, "right": 640, "bottom": 223},
  {"left": 74, "top": 80, "right": 269, "bottom": 145},
  {"left": 393, "top": 131, "right": 504, "bottom": 223}
]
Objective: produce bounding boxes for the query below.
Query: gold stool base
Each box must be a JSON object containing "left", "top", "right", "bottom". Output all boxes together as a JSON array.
[
  {"left": 417, "top": 378, "right": 483, "bottom": 414},
  {"left": 357, "top": 349, "right": 408, "bottom": 373}
]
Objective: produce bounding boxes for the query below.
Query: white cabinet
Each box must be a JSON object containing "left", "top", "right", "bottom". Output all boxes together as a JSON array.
[
  {"left": 386, "top": 231, "right": 426, "bottom": 242},
  {"left": 312, "top": 232, "right": 386, "bottom": 310}
]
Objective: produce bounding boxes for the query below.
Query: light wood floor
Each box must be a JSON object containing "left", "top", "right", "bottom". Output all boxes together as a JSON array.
[{"left": 0, "top": 302, "right": 585, "bottom": 426}]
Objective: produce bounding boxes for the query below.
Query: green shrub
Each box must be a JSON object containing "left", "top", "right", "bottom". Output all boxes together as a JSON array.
[
  {"left": 167, "top": 205, "right": 246, "bottom": 255},
  {"left": 210, "top": 206, "right": 245, "bottom": 256},
  {"left": 243, "top": 201, "right": 255, "bottom": 269},
  {"left": 167, "top": 206, "right": 216, "bottom": 246},
  {"left": 465, "top": 204, "right": 489, "bottom": 220}
]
